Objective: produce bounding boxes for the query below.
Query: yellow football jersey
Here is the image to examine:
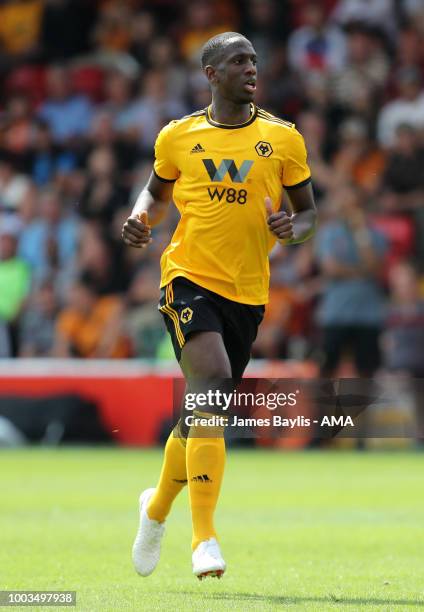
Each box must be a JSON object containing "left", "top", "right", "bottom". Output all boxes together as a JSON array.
[{"left": 154, "top": 103, "right": 311, "bottom": 305}]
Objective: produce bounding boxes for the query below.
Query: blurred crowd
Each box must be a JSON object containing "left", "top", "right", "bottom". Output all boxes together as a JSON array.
[{"left": 0, "top": 0, "right": 423, "bottom": 382}]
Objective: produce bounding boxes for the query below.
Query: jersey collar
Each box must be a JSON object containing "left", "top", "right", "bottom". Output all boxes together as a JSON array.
[{"left": 206, "top": 103, "right": 257, "bottom": 129}]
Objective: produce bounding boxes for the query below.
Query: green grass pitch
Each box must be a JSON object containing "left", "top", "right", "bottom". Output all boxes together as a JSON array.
[{"left": 1, "top": 448, "right": 423, "bottom": 611}]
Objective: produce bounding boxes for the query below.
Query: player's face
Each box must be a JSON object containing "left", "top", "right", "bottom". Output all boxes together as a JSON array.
[{"left": 214, "top": 41, "right": 257, "bottom": 104}]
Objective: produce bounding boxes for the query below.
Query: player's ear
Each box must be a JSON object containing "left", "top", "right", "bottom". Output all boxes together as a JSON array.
[{"left": 204, "top": 65, "right": 218, "bottom": 84}]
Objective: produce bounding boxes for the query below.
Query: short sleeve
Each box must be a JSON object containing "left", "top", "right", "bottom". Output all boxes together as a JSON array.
[
  {"left": 282, "top": 127, "right": 311, "bottom": 190},
  {"left": 153, "top": 123, "right": 179, "bottom": 182}
]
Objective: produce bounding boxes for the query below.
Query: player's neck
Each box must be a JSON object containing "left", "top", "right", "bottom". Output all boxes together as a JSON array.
[{"left": 209, "top": 99, "right": 253, "bottom": 126}]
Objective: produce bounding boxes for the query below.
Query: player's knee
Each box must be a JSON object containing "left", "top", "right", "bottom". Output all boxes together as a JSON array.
[
  {"left": 207, "top": 363, "right": 232, "bottom": 378},
  {"left": 185, "top": 360, "right": 232, "bottom": 379},
  {"left": 181, "top": 331, "right": 232, "bottom": 379}
]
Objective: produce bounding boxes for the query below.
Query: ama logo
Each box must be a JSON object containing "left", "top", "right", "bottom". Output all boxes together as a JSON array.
[{"left": 202, "top": 159, "right": 253, "bottom": 183}]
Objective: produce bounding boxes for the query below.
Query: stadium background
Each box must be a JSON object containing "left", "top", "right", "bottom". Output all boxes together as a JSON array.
[
  {"left": 0, "top": 0, "right": 423, "bottom": 446},
  {"left": 0, "top": 2, "right": 423, "bottom": 610}
]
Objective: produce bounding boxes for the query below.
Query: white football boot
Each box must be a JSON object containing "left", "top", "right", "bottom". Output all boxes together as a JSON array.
[
  {"left": 132, "top": 488, "right": 165, "bottom": 576},
  {"left": 192, "top": 537, "right": 226, "bottom": 580}
]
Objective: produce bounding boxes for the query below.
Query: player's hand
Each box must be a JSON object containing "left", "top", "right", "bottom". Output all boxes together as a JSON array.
[
  {"left": 265, "top": 196, "right": 294, "bottom": 241},
  {"left": 121, "top": 211, "right": 152, "bottom": 248}
]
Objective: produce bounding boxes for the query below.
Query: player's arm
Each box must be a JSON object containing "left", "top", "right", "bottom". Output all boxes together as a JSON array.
[
  {"left": 265, "top": 182, "right": 317, "bottom": 245},
  {"left": 284, "top": 182, "right": 317, "bottom": 244},
  {"left": 266, "top": 126, "right": 317, "bottom": 244},
  {"left": 122, "top": 121, "right": 178, "bottom": 248},
  {"left": 121, "top": 172, "right": 173, "bottom": 248}
]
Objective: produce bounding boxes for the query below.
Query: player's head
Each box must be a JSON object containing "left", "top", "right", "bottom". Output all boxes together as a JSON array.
[{"left": 201, "top": 32, "right": 257, "bottom": 104}]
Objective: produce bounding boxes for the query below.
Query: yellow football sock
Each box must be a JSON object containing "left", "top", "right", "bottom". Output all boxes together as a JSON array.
[
  {"left": 187, "top": 416, "right": 226, "bottom": 550},
  {"left": 147, "top": 422, "right": 187, "bottom": 523}
]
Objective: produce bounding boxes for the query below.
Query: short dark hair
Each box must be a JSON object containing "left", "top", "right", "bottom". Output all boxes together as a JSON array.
[{"left": 200, "top": 32, "right": 249, "bottom": 69}]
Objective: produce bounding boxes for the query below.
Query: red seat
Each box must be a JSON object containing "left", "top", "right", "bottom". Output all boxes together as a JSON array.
[
  {"left": 71, "top": 66, "right": 105, "bottom": 102},
  {"left": 371, "top": 214, "right": 415, "bottom": 278},
  {"left": 5, "top": 65, "right": 46, "bottom": 106}
]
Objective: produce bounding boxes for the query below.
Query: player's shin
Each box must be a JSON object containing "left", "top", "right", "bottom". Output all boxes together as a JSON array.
[
  {"left": 187, "top": 411, "right": 226, "bottom": 550},
  {"left": 147, "top": 420, "right": 187, "bottom": 523}
]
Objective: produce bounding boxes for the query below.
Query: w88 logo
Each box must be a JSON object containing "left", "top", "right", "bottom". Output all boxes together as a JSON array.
[{"left": 207, "top": 186, "right": 248, "bottom": 204}]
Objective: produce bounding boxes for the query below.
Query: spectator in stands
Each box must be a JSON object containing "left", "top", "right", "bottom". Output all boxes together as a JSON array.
[
  {"left": 52, "top": 271, "right": 130, "bottom": 358},
  {"left": 287, "top": 2, "right": 346, "bottom": 75},
  {"left": 0, "top": 0, "right": 43, "bottom": 63},
  {"left": 92, "top": 1, "right": 132, "bottom": 54},
  {"left": 261, "top": 44, "right": 303, "bottom": 118},
  {"left": 1, "top": 94, "right": 34, "bottom": 158},
  {"left": 383, "top": 260, "right": 424, "bottom": 377},
  {"left": 147, "top": 37, "right": 187, "bottom": 101},
  {"left": 125, "top": 265, "right": 165, "bottom": 358},
  {"left": 38, "top": 65, "right": 93, "bottom": 144},
  {"left": 302, "top": 71, "right": 333, "bottom": 117},
  {"left": 253, "top": 279, "right": 296, "bottom": 359},
  {"left": 17, "top": 180, "right": 37, "bottom": 226},
  {"left": 89, "top": 2, "right": 139, "bottom": 77},
  {"left": 331, "top": 0, "right": 397, "bottom": 38},
  {"left": 101, "top": 69, "right": 135, "bottom": 133},
  {"left": 332, "top": 117, "right": 385, "bottom": 196},
  {"left": 0, "top": 0, "right": 420, "bottom": 367},
  {"left": 28, "top": 119, "right": 77, "bottom": 186},
  {"left": 316, "top": 184, "right": 387, "bottom": 377},
  {"left": 121, "top": 70, "right": 187, "bottom": 153},
  {"left": 297, "top": 109, "right": 334, "bottom": 198},
  {"left": 179, "top": 0, "right": 233, "bottom": 65},
  {"left": 0, "top": 215, "right": 30, "bottom": 356},
  {"left": 345, "top": 81, "right": 378, "bottom": 134},
  {"left": 393, "top": 26, "right": 424, "bottom": 76},
  {"left": 40, "top": 0, "right": 96, "bottom": 61},
  {"left": 129, "top": 11, "right": 156, "bottom": 68},
  {"left": 377, "top": 67, "right": 424, "bottom": 148},
  {"left": 330, "top": 23, "right": 389, "bottom": 110},
  {"left": 77, "top": 223, "right": 130, "bottom": 295},
  {"left": 259, "top": 241, "right": 320, "bottom": 360},
  {"left": 402, "top": 0, "right": 424, "bottom": 24},
  {"left": 19, "top": 185, "right": 79, "bottom": 284},
  {"left": 383, "top": 260, "right": 424, "bottom": 439},
  {"left": 78, "top": 145, "right": 128, "bottom": 224},
  {"left": 89, "top": 110, "right": 138, "bottom": 179},
  {"left": 19, "top": 277, "right": 58, "bottom": 356},
  {"left": 242, "top": 0, "right": 287, "bottom": 69},
  {"left": 0, "top": 151, "right": 32, "bottom": 213},
  {"left": 407, "top": 4, "right": 424, "bottom": 38},
  {"left": 382, "top": 123, "right": 424, "bottom": 209}
]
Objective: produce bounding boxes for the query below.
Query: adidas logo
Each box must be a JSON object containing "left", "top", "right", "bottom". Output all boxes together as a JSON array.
[
  {"left": 190, "top": 143, "right": 205, "bottom": 154},
  {"left": 190, "top": 474, "right": 212, "bottom": 483},
  {"left": 172, "top": 478, "right": 188, "bottom": 484}
]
